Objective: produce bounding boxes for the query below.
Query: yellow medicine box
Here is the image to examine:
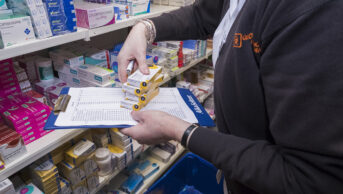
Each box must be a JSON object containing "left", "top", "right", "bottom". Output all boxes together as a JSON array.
[
  {"left": 120, "top": 99, "right": 141, "bottom": 111},
  {"left": 65, "top": 139, "right": 96, "bottom": 166},
  {"left": 30, "top": 159, "right": 58, "bottom": 180},
  {"left": 58, "top": 161, "right": 86, "bottom": 185},
  {"left": 127, "top": 64, "right": 162, "bottom": 90}
]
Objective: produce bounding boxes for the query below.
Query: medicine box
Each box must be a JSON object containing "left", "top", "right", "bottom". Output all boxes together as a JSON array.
[
  {"left": 0, "top": 0, "right": 8, "bottom": 10},
  {"left": 127, "top": 64, "right": 162, "bottom": 90},
  {"left": 84, "top": 48, "right": 110, "bottom": 69},
  {"left": 65, "top": 139, "right": 96, "bottom": 166},
  {"left": 78, "top": 64, "right": 115, "bottom": 85},
  {"left": 71, "top": 179, "right": 89, "bottom": 194},
  {"left": 58, "top": 161, "right": 86, "bottom": 185},
  {"left": 80, "top": 78, "right": 116, "bottom": 88},
  {"left": 0, "top": 9, "right": 13, "bottom": 17},
  {"left": 0, "top": 15, "right": 35, "bottom": 48},
  {"left": 0, "top": 129, "right": 27, "bottom": 164},
  {"left": 75, "top": 2, "right": 116, "bottom": 29},
  {"left": 49, "top": 49, "right": 84, "bottom": 68},
  {"left": 82, "top": 154, "right": 98, "bottom": 177},
  {"left": 86, "top": 173, "right": 99, "bottom": 192},
  {"left": 18, "top": 183, "right": 44, "bottom": 194},
  {"left": 0, "top": 179, "right": 16, "bottom": 194}
]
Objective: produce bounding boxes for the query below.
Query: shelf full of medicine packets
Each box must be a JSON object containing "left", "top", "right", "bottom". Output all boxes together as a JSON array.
[
  {"left": 0, "top": 5, "right": 179, "bottom": 61},
  {"left": 99, "top": 145, "right": 185, "bottom": 193},
  {"left": 0, "top": 129, "right": 85, "bottom": 181},
  {"left": 90, "top": 142, "right": 151, "bottom": 194},
  {"left": 159, "top": 48, "right": 213, "bottom": 86}
]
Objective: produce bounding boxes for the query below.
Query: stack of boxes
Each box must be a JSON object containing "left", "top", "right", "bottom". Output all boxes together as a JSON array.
[
  {"left": 0, "top": 59, "right": 21, "bottom": 96},
  {"left": 78, "top": 64, "right": 116, "bottom": 87},
  {"left": 34, "top": 78, "right": 69, "bottom": 106},
  {"left": 29, "top": 159, "right": 61, "bottom": 193},
  {"left": 120, "top": 64, "right": 163, "bottom": 111},
  {"left": 0, "top": 123, "right": 27, "bottom": 165},
  {"left": 58, "top": 138, "right": 99, "bottom": 193},
  {"left": 13, "top": 63, "right": 32, "bottom": 93},
  {"left": 42, "top": 0, "right": 77, "bottom": 36},
  {"left": 1, "top": 93, "right": 52, "bottom": 145},
  {"left": 109, "top": 128, "right": 133, "bottom": 170},
  {"left": 6, "top": 0, "right": 52, "bottom": 39},
  {"left": 18, "top": 56, "right": 39, "bottom": 83}
]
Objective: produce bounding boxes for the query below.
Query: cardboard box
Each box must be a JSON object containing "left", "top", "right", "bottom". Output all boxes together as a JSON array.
[
  {"left": 75, "top": 2, "right": 115, "bottom": 29},
  {"left": 0, "top": 15, "right": 35, "bottom": 48},
  {"left": 0, "top": 129, "right": 26, "bottom": 164},
  {"left": 0, "top": 179, "right": 15, "bottom": 194},
  {"left": 58, "top": 161, "right": 86, "bottom": 185},
  {"left": 78, "top": 64, "right": 115, "bottom": 85},
  {"left": 65, "top": 139, "right": 96, "bottom": 166}
]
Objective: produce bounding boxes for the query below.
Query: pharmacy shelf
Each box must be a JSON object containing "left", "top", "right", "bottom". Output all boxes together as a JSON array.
[
  {"left": 0, "top": 28, "right": 88, "bottom": 61},
  {"left": 90, "top": 144, "right": 151, "bottom": 194},
  {"left": 104, "top": 145, "right": 185, "bottom": 193},
  {"left": 199, "top": 91, "right": 213, "bottom": 103},
  {"left": 0, "top": 5, "right": 179, "bottom": 61},
  {"left": 160, "top": 49, "right": 213, "bottom": 86},
  {"left": 136, "top": 146, "right": 185, "bottom": 193},
  {"left": 87, "top": 5, "right": 179, "bottom": 38},
  {"left": 0, "top": 129, "right": 86, "bottom": 181}
]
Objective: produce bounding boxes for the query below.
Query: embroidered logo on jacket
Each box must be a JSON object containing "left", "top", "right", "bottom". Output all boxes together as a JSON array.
[{"left": 233, "top": 33, "right": 261, "bottom": 54}]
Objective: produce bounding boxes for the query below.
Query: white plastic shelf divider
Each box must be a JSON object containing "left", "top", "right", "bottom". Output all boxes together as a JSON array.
[
  {"left": 0, "top": 129, "right": 86, "bottom": 181},
  {"left": 87, "top": 5, "right": 179, "bottom": 38},
  {"left": 159, "top": 49, "right": 213, "bottom": 86},
  {"left": 0, "top": 5, "right": 179, "bottom": 61}
]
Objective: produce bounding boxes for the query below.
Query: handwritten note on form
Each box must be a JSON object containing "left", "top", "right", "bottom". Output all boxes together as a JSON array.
[{"left": 55, "top": 87, "right": 198, "bottom": 127}]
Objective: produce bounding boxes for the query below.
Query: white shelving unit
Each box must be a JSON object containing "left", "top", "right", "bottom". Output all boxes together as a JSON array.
[
  {"left": 160, "top": 49, "right": 213, "bottom": 86},
  {"left": 0, "top": 129, "right": 86, "bottom": 181},
  {"left": 0, "top": 5, "right": 178, "bottom": 61},
  {"left": 0, "top": 3, "right": 213, "bottom": 191}
]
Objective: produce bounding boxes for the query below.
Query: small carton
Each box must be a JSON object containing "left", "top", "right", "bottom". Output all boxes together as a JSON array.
[
  {"left": 127, "top": 64, "right": 162, "bottom": 90},
  {"left": 120, "top": 99, "right": 141, "bottom": 111},
  {"left": 71, "top": 179, "right": 88, "bottom": 194},
  {"left": 0, "top": 179, "right": 15, "bottom": 194},
  {"left": 0, "top": 129, "right": 26, "bottom": 164},
  {"left": 78, "top": 64, "right": 115, "bottom": 85},
  {"left": 58, "top": 161, "right": 86, "bottom": 185},
  {"left": 65, "top": 139, "right": 96, "bottom": 166},
  {"left": 0, "top": 15, "right": 35, "bottom": 48},
  {"left": 81, "top": 153, "right": 98, "bottom": 177},
  {"left": 75, "top": 2, "right": 115, "bottom": 29},
  {"left": 86, "top": 172, "right": 99, "bottom": 192}
]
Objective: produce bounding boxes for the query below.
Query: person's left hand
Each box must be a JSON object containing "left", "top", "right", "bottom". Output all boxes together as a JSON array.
[{"left": 120, "top": 110, "right": 191, "bottom": 145}]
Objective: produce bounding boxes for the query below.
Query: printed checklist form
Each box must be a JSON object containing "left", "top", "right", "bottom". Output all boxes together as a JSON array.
[{"left": 54, "top": 87, "right": 199, "bottom": 127}]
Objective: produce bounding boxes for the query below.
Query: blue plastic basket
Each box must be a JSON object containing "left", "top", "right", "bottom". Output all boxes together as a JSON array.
[{"left": 145, "top": 153, "right": 224, "bottom": 194}]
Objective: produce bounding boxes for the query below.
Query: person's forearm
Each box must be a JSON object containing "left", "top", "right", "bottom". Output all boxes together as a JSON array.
[{"left": 150, "top": 0, "right": 224, "bottom": 41}]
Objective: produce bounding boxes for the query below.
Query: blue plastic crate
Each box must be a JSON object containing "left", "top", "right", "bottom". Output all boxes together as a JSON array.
[{"left": 146, "top": 153, "right": 224, "bottom": 194}]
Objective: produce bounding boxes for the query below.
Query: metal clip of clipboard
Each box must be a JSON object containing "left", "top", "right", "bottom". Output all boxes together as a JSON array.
[{"left": 53, "top": 94, "right": 71, "bottom": 115}]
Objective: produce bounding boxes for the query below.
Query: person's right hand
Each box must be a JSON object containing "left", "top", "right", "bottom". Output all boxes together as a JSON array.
[{"left": 118, "top": 22, "right": 150, "bottom": 82}]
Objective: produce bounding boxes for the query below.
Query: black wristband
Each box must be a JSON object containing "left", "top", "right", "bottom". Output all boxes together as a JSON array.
[{"left": 181, "top": 124, "right": 199, "bottom": 147}]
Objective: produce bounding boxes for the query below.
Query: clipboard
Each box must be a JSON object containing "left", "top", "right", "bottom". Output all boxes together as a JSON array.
[{"left": 44, "top": 87, "right": 215, "bottom": 130}]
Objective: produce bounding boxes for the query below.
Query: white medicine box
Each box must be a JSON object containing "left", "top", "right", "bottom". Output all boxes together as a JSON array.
[{"left": 0, "top": 15, "right": 36, "bottom": 48}]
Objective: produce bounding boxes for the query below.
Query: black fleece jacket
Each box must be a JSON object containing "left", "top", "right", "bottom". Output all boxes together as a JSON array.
[{"left": 151, "top": 0, "right": 343, "bottom": 193}]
